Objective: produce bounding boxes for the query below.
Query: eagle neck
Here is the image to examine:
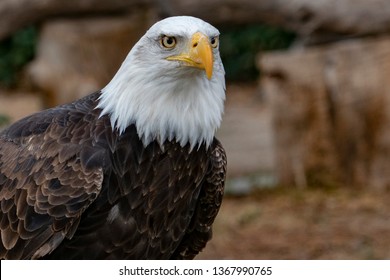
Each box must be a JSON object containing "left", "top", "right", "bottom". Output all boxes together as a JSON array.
[{"left": 96, "top": 57, "right": 225, "bottom": 151}]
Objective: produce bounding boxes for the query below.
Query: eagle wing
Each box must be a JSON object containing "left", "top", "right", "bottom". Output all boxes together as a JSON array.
[
  {"left": 0, "top": 105, "right": 104, "bottom": 259},
  {"left": 171, "top": 139, "right": 226, "bottom": 259}
]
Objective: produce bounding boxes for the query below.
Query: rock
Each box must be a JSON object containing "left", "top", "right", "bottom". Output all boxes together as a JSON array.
[
  {"left": 27, "top": 12, "right": 155, "bottom": 106},
  {"left": 0, "top": 91, "right": 43, "bottom": 127},
  {"left": 217, "top": 83, "right": 277, "bottom": 192},
  {"left": 258, "top": 36, "right": 390, "bottom": 190}
]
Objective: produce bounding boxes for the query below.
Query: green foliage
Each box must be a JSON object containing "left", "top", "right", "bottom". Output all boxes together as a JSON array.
[
  {"left": 0, "top": 114, "right": 10, "bottom": 127},
  {"left": 219, "top": 24, "right": 296, "bottom": 81},
  {"left": 0, "top": 26, "right": 38, "bottom": 87}
]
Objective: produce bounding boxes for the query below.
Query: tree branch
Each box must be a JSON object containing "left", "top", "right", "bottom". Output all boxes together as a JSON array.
[
  {"left": 2, "top": 0, "right": 390, "bottom": 40},
  {"left": 0, "top": 0, "right": 150, "bottom": 39}
]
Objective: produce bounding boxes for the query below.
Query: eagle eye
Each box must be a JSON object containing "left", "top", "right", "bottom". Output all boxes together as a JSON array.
[
  {"left": 160, "top": 35, "right": 177, "bottom": 49},
  {"left": 210, "top": 36, "right": 219, "bottom": 48}
]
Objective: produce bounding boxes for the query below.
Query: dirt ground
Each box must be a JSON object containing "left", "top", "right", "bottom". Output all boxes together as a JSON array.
[{"left": 198, "top": 188, "right": 390, "bottom": 260}]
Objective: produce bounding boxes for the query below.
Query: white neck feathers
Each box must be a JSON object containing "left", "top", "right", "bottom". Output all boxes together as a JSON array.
[{"left": 96, "top": 52, "right": 225, "bottom": 150}]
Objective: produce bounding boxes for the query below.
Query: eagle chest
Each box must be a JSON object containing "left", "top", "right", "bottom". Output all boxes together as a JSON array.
[{"left": 58, "top": 141, "right": 210, "bottom": 259}]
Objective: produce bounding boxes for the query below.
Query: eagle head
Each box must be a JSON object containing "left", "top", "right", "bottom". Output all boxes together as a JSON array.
[{"left": 97, "top": 16, "right": 226, "bottom": 150}]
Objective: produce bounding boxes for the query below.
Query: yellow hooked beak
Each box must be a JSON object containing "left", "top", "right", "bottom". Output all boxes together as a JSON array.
[{"left": 166, "top": 32, "right": 213, "bottom": 80}]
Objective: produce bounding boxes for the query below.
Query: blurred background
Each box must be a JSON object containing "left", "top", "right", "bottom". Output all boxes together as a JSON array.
[{"left": 0, "top": 0, "right": 389, "bottom": 259}]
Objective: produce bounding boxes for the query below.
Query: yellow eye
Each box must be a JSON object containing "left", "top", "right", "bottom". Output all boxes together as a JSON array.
[
  {"left": 161, "top": 36, "right": 177, "bottom": 49},
  {"left": 210, "top": 36, "right": 219, "bottom": 48}
]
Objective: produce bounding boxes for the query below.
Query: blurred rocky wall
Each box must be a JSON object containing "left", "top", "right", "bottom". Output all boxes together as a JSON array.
[
  {"left": 28, "top": 12, "right": 154, "bottom": 106},
  {"left": 259, "top": 36, "right": 390, "bottom": 190}
]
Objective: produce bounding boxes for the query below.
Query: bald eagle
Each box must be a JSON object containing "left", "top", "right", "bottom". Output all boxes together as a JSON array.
[{"left": 0, "top": 16, "right": 226, "bottom": 259}]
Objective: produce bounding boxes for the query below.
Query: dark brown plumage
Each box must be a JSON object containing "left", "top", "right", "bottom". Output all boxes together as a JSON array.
[{"left": 0, "top": 92, "right": 226, "bottom": 259}]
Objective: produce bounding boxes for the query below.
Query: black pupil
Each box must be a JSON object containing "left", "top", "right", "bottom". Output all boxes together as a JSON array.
[{"left": 166, "top": 37, "right": 174, "bottom": 45}]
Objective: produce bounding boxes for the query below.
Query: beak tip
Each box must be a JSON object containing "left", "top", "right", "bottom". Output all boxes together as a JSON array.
[{"left": 191, "top": 32, "right": 214, "bottom": 80}]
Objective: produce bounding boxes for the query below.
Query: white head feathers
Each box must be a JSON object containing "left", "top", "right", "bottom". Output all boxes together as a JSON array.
[{"left": 97, "top": 16, "right": 226, "bottom": 150}]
